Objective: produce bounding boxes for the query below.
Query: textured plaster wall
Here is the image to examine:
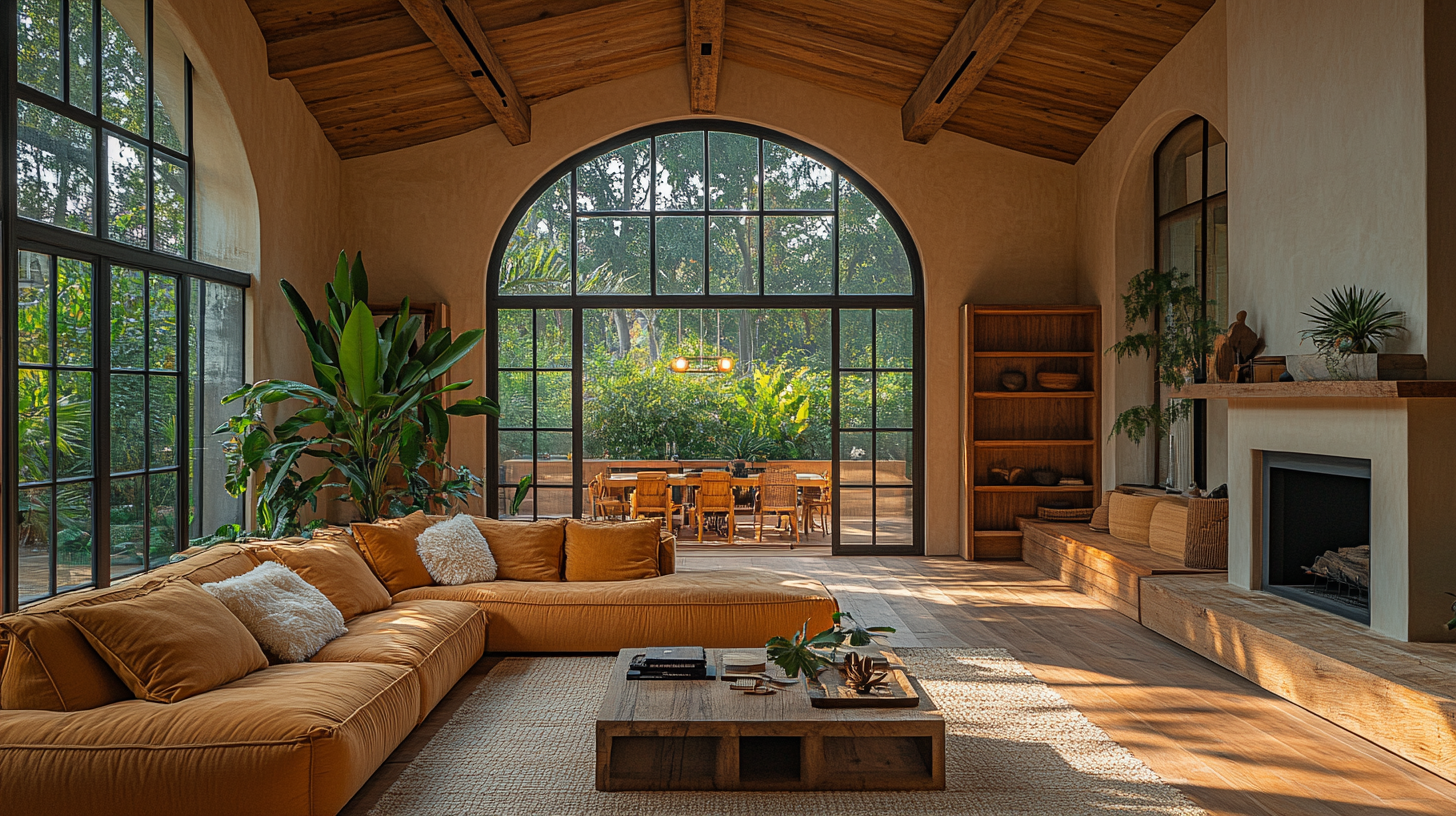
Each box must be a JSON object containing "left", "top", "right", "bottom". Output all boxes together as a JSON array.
[
  {"left": 339, "top": 61, "right": 1078, "bottom": 555},
  {"left": 1074, "top": 2, "right": 1228, "bottom": 489},
  {"left": 162, "top": 0, "right": 344, "bottom": 389},
  {"left": 1226, "top": 0, "right": 1427, "bottom": 360}
]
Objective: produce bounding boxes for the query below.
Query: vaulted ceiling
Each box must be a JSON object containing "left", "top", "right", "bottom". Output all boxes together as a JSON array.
[{"left": 244, "top": 0, "right": 1215, "bottom": 163}]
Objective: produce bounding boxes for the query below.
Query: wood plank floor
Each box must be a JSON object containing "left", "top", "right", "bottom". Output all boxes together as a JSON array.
[{"left": 343, "top": 555, "right": 1456, "bottom": 815}]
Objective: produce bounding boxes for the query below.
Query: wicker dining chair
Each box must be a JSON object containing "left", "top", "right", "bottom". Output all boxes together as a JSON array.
[
  {"left": 589, "top": 473, "right": 628, "bottom": 521},
  {"left": 801, "top": 475, "right": 832, "bottom": 537},
  {"left": 693, "top": 471, "right": 736, "bottom": 542},
  {"left": 755, "top": 469, "right": 801, "bottom": 546},
  {"left": 630, "top": 471, "right": 676, "bottom": 530}
]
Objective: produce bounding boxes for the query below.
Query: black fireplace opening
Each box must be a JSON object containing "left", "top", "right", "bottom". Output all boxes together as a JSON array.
[{"left": 1263, "top": 452, "right": 1372, "bottom": 624}]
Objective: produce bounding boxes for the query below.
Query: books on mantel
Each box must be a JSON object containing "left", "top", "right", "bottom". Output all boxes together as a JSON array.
[{"left": 627, "top": 647, "right": 714, "bottom": 681}]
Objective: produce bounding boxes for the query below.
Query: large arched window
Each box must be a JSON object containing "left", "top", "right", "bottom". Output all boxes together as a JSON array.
[
  {"left": 1155, "top": 116, "right": 1228, "bottom": 489},
  {"left": 488, "top": 122, "right": 923, "bottom": 554}
]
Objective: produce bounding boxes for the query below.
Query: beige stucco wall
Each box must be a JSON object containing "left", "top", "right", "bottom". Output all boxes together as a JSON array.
[
  {"left": 338, "top": 60, "right": 1078, "bottom": 555},
  {"left": 163, "top": 0, "right": 344, "bottom": 390},
  {"left": 1075, "top": 1, "right": 1228, "bottom": 489},
  {"left": 1226, "top": 0, "right": 1427, "bottom": 360}
]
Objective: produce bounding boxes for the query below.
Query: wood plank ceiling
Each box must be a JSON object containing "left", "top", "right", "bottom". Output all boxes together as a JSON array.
[{"left": 244, "top": 0, "right": 1215, "bottom": 162}]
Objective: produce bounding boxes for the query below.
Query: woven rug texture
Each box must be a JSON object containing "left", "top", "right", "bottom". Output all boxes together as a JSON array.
[{"left": 368, "top": 648, "right": 1206, "bottom": 815}]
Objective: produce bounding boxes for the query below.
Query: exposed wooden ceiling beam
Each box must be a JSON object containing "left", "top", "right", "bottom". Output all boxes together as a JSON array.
[
  {"left": 398, "top": 0, "right": 532, "bottom": 144},
  {"left": 684, "top": 0, "right": 725, "bottom": 113},
  {"left": 901, "top": 0, "right": 1043, "bottom": 144},
  {"left": 265, "top": 15, "right": 432, "bottom": 79}
]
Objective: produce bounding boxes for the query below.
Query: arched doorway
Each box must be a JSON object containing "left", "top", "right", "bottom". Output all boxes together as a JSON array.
[{"left": 486, "top": 122, "right": 924, "bottom": 554}]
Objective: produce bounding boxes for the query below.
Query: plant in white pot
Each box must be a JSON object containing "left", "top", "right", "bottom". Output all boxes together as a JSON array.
[{"left": 1293, "top": 287, "right": 1406, "bottom": 381}]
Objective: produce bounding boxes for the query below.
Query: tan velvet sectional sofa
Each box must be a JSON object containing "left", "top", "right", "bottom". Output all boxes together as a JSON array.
[{"left": 0, "top": 517, "right": 839, "bottom": 816}]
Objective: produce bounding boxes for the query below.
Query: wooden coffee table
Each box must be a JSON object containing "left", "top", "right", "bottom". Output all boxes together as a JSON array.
[{"left": 595, "top": 648, "right": 945, "bottom": 791}]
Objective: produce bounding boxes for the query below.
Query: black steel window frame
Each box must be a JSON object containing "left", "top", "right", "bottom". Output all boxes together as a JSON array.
[
  {"left": 3, "top": 0, "right": 251, "bottom": 612},
  {"left": 485, "top": 120, "right": 924, "bottom": 556},
  {"left": 1152, "top": 115, "right": 1223, "bottom": 489}
]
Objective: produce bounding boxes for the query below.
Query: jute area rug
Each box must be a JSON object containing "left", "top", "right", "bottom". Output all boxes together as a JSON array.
[{"left": 369, "top": 648, "right": 1206, "bottom": 816}]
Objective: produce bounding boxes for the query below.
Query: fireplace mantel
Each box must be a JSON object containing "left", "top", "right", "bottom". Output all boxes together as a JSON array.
[{"left": 1173, "top": 381, "right": 1456, "bottom": 399}]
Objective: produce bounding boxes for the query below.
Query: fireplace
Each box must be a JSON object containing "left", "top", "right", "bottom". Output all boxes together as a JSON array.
[{"left": 1262, "top": 452, "right": 1372, "bottom": 624}]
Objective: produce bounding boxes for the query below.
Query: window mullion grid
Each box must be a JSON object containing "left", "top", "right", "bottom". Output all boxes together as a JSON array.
[
  {"left": 140, "top": 271, "right": 151, "bottom": 570},
  {"left": 831, "top": 172, "right": 840, "bottom": 297},
  {"left": 61, "top": 0, "right": 71, "bottom": 107},
  {"left": 649, "top": 138, "right": 656, "bottom": 298},
  {"left": 531, "top": 309, "right": 538, "bottom": 520},
  {"left": 870, "top": 309, "right": 878, "bottom": 545},
  {"left": 184, "top": 56, "right": 194, "bottom": 260},
  {"left": 700, "top": 131, "right": 710, "bottom": 296},
  {"left": 570, "top": 171, "right": 578, "bottom": 297},
  {"left": 830, "top": 309, "right": 840, "bottom": 550},
  {"left": 757, "top": 138, "right": 765, "bottom": 297},
  {"left": 4, "top": 0, "right": 22, "bottom": 612},
  {"left": 571, "top": 308, "right": 584, "bottom": 520}
]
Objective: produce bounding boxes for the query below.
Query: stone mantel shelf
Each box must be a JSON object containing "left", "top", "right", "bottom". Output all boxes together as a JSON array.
[{"left": 1171, "top": 381, "right": 1456, "bottom": 399}]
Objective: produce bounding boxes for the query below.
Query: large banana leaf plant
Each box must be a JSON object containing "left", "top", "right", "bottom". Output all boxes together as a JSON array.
[{"left": 220, "top": 252, "right": 498, "bottom": 532}]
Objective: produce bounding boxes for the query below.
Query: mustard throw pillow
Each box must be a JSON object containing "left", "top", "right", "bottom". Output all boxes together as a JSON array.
[
  {"left": 0, "top": 612, "right": 131, "bottom": 711},
  {"left": 564, "top": 519, "right": 661, "bottom": 582},
  {"left": 253, "top": 536, "right": 391, "bottom": 619},
  {"left": 60, "top": 580, "right": 268, "bottom": 703},
  {"left": 350, "top": 511, "right": 435, "bottom": 594},
  {"left": 468, "top": 517, "right": 566, "bottom": 582}
]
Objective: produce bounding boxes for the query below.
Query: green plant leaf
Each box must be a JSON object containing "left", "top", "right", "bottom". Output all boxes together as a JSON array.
[
  {"left": 349, "top": 252, "right": 369, "bottom": 305},
  {"left": 510, "top": 474, "right": 532, "bottom": 516},
  {"left": 444, "top": 396, "right": 500, "bottom": 418},
  {"left": 333, "top": 251, "right": 353, "bottom": 306},
  {"left": 278, "top": 279, "right": 319, "bottom": 346},
  {"left": 339, "top": 303, "right": 381, "bottom": 406}
]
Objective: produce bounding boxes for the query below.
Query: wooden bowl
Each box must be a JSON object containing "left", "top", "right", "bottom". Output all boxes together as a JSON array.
[{"left": 1036, "top": 372, "right": 1082, "bottom": 391}]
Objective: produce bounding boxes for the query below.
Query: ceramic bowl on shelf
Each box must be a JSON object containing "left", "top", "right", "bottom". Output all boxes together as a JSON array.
[
  {"left": 999, "top": 370, "right": 1027, "bottom": 391},
  {"left": 1036, "top": 372, "right": 1081, "bottom": 391}
]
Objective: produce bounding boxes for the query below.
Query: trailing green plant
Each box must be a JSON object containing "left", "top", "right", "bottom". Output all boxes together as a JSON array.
[
  {"left": 765, "top": 613, "right": 897, "bottom": 678},
  {"left": 1299, "top": 286, "right": 1406, "bottom": 355},
  {"left": 220, "top": 252, "right": 499, "bottom": 529},
  {"left": 1107, "top": 267, "right": 1218, "bottom": 444}
]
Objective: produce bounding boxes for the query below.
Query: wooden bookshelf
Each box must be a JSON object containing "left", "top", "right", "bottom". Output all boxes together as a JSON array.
[{"left": 960, "top": 304, "right": 1102, "bottom": 560}]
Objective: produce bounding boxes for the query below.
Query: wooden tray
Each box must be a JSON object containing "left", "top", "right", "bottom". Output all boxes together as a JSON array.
[{"left": 807, "top": 664, "right": 920, "bottom": 708}]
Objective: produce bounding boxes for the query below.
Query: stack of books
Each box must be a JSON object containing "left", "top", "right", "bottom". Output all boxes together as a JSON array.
[
  {"left": 720, "top": 652, "right": 768, "bottom": 681},
  {"left": 627, "top": 647, "right": 714, "bottom": 681}
]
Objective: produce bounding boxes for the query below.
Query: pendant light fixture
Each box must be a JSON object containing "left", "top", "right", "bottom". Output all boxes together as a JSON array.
[{"left": 669, "top": 310, "right": 736, "bottom": 374}]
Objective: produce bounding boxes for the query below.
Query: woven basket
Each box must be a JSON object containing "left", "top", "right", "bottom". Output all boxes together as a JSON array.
[
  {"left": 1184, "top": 497, "right": 1229, "bottom": 569},
  {"left": 1088, "top": 491, "right": 1112, "bottom": 532},
  {"left": 1037, "top": 506, "right": 1094, "bottom": 522}
]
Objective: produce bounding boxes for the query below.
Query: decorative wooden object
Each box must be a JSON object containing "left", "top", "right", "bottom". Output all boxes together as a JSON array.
[
  {"left": 596, "top": 648, "right": 945, "bottom": 791},
  {"left": 1171, "top": 380, "right": 1456, "bottom": 399},
  {"left": 961, "top": 304, "right": 1101, "bottom": 560},
  {"left": 808, "top": 663, "right": 919, "bottom": 709}
]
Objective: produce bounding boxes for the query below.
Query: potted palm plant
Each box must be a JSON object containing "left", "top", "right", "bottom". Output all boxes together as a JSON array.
[
  {"left": 218, "top": 252, "right": 499, "bottom": 535},
  {"left": 1292, "top": 287, "right": 1406, "bottom": 381}
]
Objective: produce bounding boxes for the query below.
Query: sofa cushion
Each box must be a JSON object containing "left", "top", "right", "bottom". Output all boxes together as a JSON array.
[
  {"left": 0, "top": 661, "right": 419, "bottom": 816},
  {"left": 202, "top": 562, "right": 348, "bottom": 663},
  {"left": 145, "top": 544, "right": 260, "bottom": 587},
  {"left": 394, "top": 569, "right": 838, "bottom": 653},
  {"left": 351, "top": 511, "right": 435, "bottom": 594},
  {"left": 60, "top": 580, "right": 268, "bottom": 703},
  {"left": 417, "top": 514, "right": 498, "bottom": 585},
  {"left": 310, "top": 599, "right": 486, "bottom": 720},
  {"left": 0, "top": 612, "right": 131, "bottom": 711},
  {"left": 250, "top": 535, "right": 391, "bottom": 620},
  {"left": 1108, "top": 492, "right": 1173, "bottom": 546},
  {"left": 468, "top": 516, "right": 565, "bottom": 582},
  {"left": 564, "top": 519, "right": 660, "bottom": 582}
]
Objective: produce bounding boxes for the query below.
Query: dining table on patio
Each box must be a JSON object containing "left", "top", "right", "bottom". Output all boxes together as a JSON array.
[{"left": 604, "top": 471, "right": 829, "bottom": 537}]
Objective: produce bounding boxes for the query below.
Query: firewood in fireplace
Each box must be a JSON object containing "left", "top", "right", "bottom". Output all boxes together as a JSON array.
[{"left": 1305, "top": 545, "right": 1371, "bottom": 589}]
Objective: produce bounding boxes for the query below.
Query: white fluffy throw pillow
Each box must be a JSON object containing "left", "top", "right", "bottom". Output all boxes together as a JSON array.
[
  {"left": 416, "top": 514, "right": 498, "bottom": 585},
  {"left": 202, "top": 561, "right": 347, "bottom": 663}
]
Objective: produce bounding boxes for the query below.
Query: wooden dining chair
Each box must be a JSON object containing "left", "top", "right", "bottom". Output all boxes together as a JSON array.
[
  {"left": 755, "top": 469, "right": 801, "bottom": 546},
  {"left": 802, "top": 475, "right": 832, "bottom": 537},
  {"left": 630, "top": 471, "right": 676, "bottom": 530},
  {"left": 589, "top": 473, "right": 628, "bottom": 521},
  {"left": 693, "top": 471, "right": 736, "bottom": 542}
]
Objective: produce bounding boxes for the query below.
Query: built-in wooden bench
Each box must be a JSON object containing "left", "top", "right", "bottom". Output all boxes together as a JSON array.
[
  {"left": 1141, "top": 573, "right": 1456, "bottom": 784},
  {"left": 1017, "top": 519, "right": 1225, "bottom": 621}
]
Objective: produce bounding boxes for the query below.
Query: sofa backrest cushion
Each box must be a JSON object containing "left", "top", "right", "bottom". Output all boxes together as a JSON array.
[
  {"left": 564, "top": 519, "right": 662, "bottom": 582},
  {"left": 0, "top": 612, "right": 131, "bottom": 710},
  {"left": 250, "top": 536, "right": 391, "bottom": 620},
  {"left": 143, "top": 544, "right": 260, "bottom": 587},
  {"left": 658, "top": 531, "right": 676, "bottom": 576},
  {"left": 1108, "top": 492, "right": 1177, "bottom": 546},
  {"left": 467, "top": 517, "right": 566, "bottom": 582},
  {"left": 60, "top": 579, "right": 268, "bottom": 703},
  {"left": 351, "top": 511, "right": 436, "bottom": 594}
]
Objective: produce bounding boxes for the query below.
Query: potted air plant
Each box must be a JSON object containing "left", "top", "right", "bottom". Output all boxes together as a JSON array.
[{"left": 1292, "top": 287, "right": 1407, "bottom": 381}]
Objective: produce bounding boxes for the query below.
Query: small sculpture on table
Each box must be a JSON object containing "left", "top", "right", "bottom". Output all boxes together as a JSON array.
[
  {"left": 841, "top": 653, "right": 889, "bottom": 695},
  {"left": 1212, "top": 310, "right": 1265, "bottom": 383}
]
